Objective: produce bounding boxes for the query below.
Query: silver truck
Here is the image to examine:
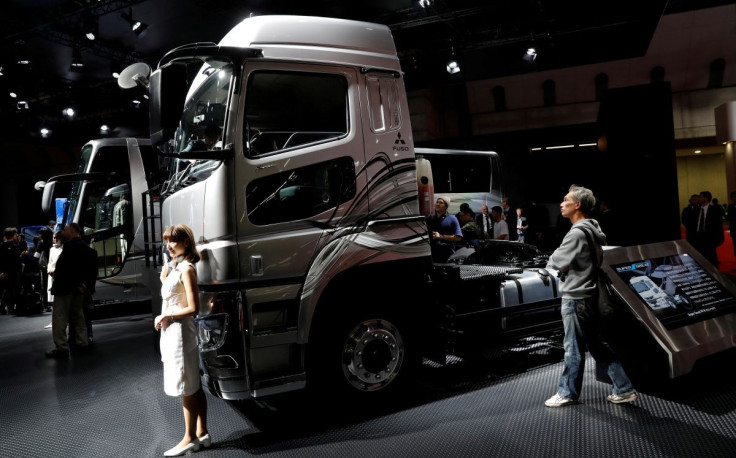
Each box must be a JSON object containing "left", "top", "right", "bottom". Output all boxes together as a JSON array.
[
  {"left": 119, "top": 15, "right": 561, "bottom": 401},
  {"left": 38, "top": 137, "right": 166, "bottom": 318}
]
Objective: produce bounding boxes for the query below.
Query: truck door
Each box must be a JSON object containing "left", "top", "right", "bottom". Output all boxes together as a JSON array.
[{"left": 233, "top": 62, "right": 367, "bottom": 316}]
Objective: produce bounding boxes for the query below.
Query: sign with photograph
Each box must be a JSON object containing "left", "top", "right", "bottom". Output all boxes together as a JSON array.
[{"left": 611, "top": 253, "right": 736, "bottom": 329}]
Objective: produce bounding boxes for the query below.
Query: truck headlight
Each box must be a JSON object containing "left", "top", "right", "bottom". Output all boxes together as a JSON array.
[{"left": 195, "top": 313, "right": 229, "bottom": 352}]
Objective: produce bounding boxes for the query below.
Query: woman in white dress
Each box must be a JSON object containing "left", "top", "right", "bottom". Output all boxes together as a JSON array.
[{"left": 154, "top": 224, "right": 210, "bottom": 456}]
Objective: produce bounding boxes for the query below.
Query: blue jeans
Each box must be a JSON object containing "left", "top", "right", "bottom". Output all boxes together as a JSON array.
[{"left": 557, "top": 298, "right": 634, "bottom": 400}]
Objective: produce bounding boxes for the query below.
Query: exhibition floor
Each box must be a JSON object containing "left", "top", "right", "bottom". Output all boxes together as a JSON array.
[{"left": 2, "top": 310, "right": 736, "bottom": 457}]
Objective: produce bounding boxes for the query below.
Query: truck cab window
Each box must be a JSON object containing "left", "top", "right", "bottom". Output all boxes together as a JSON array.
[
  {"left": 244, "top": 71, "right": 348, "bottom": 157},
  {"left": 75, "top": 146, "right": 133, "bottom": 277},
  {"left": 366, "top": 75, "right": 401, "bottom": 133},
  {"left": 175, "top": 66, "right": 230, "bottom": 154},
  {"left": 246, "top": 156, "right": 356, "bottom": 225}
]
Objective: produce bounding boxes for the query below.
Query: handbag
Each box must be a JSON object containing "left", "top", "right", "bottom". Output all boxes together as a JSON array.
[{"left": 577, "top": 227, "right": 617, "bottom": 317}]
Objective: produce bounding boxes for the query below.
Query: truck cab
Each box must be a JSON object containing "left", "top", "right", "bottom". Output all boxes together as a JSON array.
[
  {"left": 131, "top": 15, "right": 560, "bottom": 401},
  {"left": 39, "top": 138, "right": 166, "bottom": 317}
]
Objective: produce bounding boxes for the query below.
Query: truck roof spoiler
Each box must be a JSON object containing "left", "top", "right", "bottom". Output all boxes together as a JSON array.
[{"left": 157, "top": 43, "right": 263, "bottom": 69}]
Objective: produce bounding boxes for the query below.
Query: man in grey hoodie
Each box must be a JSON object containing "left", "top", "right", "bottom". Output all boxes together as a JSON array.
[{"left": 544, "top": 185, "right": 638, "bottom": 407}]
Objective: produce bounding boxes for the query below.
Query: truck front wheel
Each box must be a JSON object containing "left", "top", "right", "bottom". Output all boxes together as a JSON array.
[
  {"left": 341, "top": 317, "right": 404, "bottom": 392},
  {"left": 308, "top": 306, "right": 418, "bottom": 399}
]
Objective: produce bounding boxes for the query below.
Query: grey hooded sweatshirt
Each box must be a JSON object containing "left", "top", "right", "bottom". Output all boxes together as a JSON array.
[{"left": 546, "top": 218, "right": 606, "bottom": 300}]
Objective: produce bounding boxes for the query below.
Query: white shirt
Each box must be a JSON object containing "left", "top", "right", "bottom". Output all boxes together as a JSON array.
[{"left": 493, "top": 219, "right": 509, "bottom": 239}]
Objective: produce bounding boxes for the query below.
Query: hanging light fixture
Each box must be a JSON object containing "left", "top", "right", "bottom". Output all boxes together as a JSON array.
[
  {"left": 446, "top": 46, "right": 460, "bottom": 74},
  {"left": 121, "top": 7, "right": 149, "bottom": 37},
  {"left": 83, "top": 15, "right": 98, "bottom": 41},
  {"left": 70, "top": 46, "right": 84, "bottom": 72}
]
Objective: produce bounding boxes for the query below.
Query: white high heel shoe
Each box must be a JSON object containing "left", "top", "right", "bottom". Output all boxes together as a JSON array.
[
  {"left": 198, "top": 433, "right": 211, "bottom": 448},
  {"left": 163, "top": 439, "right": 200, "bottom": 457}
]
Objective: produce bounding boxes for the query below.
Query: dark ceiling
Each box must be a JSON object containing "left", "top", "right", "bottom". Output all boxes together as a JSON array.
[{"left": 0, "top": 0, "right": 730, "bottom": 144}]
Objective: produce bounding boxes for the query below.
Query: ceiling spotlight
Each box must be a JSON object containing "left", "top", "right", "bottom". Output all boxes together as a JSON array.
[
  {"left": 70, "top": 47, "right": 84, "bottom": 72},
  {"left": 446, "top": 60, "right": 460, "bottom": 74},
  {"left": 84, "top": 16, "right": 98, "bottom": 41},
  {"left": 100, "top": 125, "right": 110, "bottom": 134},
  {"left": 17, "top": 101, "right": 29, "bottom": 109},
  {"left": 0, "top": 66, "right": 3, "bottom": 76},
  {"left": 40, "top": 127, "right": 51, "bottom": 138},
  {"left": 62, "top": 107, "right": 75, "bottom": 119},
  {"left": 121, "top": 8, "right": 149, "bottom": 37},
  {"left": 9, "top": 92, "right": 17, "bottom": 98},
  {"left": 524, "top": 47, "right": 538, "bottom": 63},
  {"left": 418, "top": 0, "right": 432, "bottom": 7},
  {"left": 15, "top": 40, "right": 30, "bottom": 65},
  {"left": 111, "top": 62, "right": 126, "bottom": 79}
]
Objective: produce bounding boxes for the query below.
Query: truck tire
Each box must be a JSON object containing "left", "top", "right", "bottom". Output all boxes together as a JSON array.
[{"left": 308, "top": 304, "right": 418, "bottom": 399}]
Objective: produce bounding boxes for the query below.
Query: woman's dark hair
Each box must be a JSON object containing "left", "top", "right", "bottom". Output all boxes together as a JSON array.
[{"left": 163, "top": 224, "right": 200, "bottom": 263}]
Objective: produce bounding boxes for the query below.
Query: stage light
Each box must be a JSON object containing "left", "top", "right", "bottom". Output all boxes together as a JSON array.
[
  {"left": 70, "top": 47, "right": 84, "bottom": 72},
  {"left": 446, "top": 46, "right": 460, "bottom": 74},
  {"left": 62, "top": 107, "right": 75, "bottom": 119},
  {"left": 121, "top": 8, "right": 149, "bottom": 37},
  {"left": 84, "top": 16, "right": 98, "bottom": 41},
  {"left": 524, "top": 47, "right": 538, "bottom": 63}
]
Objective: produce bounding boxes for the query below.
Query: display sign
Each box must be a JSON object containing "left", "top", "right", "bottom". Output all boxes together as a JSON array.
[{"left": 611, "top": 253, "right": 736, "bottom": 330}]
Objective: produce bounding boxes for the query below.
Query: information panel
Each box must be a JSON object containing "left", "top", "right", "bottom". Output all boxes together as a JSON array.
[
  {"left": 602, "top": 240, "right": 736, "bottom": 378},
  {"left": 611, "top": 253, "right": 736, "bottom": 330}
]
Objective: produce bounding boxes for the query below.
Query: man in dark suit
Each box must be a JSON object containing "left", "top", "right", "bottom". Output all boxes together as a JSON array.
[
  {"left": 475, "top": 204, "right": 493, "bottom": 239},
  {"left": 45, "top": 223, "right": 98, "bottom": 358},
  {"left": 681, "top": 194, "right": 700, "bottom": 245},
  {"left": 691, "top": 190, "right": 724, "bottom": 268}
]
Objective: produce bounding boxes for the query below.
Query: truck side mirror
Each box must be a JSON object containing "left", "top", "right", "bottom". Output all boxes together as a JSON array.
[
  {"left": 41, "top": 181, "right": 56, "bottom": 214},
  {"left": 149, "top": 63, "right": 189, "bottom": 146}
]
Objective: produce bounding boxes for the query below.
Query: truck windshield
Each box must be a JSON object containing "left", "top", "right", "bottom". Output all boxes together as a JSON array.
[
  {"left": 167, "top": 65, "right": 231, "bottom": 188},
  {"left": 64, "top": 144, "right": 95, "bottom": 225}
]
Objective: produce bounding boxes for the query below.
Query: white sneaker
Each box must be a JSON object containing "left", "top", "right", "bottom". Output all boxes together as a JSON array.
[
  {"left": 44, "top": 323, "right": 52, "bottom": 329},
  {"left": 545, "top": 393, "right": 578, "bottom": 407},
  {"left": 607, "top": 391, "right": 638, "bottom": 404}
]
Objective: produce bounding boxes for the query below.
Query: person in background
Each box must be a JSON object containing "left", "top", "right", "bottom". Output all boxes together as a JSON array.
[
  {"left": 0, "top": 228, "right": 25, "bottom": 315},
  {"left": 728, "top": 191, "right": 736, "bottom": 270},
  {"left": 154, "top": 224, "right": 210, "bottom": 456},
  {"left": 544, "top": 185, "right": 637, "bottom": 408},
  {"left": 44, "top": 230, "right": 64, "bottom": 329},
  {"left": 490, "top": 206, "right": 509, "bottom": 240},
  {"left": 35, "top": 227, "right": 53, "bottom": 312},
  {"left": 458, "top": 208, "right": 480, "bottom": 244},
  {"left": 502, "top": 197, "right": 518, "bottom": 241},
  {"left": 45, "top": 223, "right": 96, "bottom": 358},
  {"left": 426, "top": 196, "right": 462, "bottom": 262},
  {"left": 516, "top": 207, "right": 528, "bottom": 243},
  {"left": 681, "top": 194, "right": 701, "bottom": 245},
  {"left": 476, "top": 204, "right": 493, "bottom": 239},
  {"left": 691, "top": 190, "right": 724, "bottom": 268}
]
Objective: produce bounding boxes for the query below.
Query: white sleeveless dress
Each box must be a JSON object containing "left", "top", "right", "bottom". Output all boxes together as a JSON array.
[{"left": 160, "top": 260, "right": 200, "bottom": 396}]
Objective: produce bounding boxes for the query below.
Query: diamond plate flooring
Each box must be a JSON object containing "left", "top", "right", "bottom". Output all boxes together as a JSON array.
[{"left": 2, "top": 311, "right": 736, "bottom": 457}]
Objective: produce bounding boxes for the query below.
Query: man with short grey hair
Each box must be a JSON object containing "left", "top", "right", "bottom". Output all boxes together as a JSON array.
[{"left": 544, "top": 184, "right": 637, "bottom": 407}]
